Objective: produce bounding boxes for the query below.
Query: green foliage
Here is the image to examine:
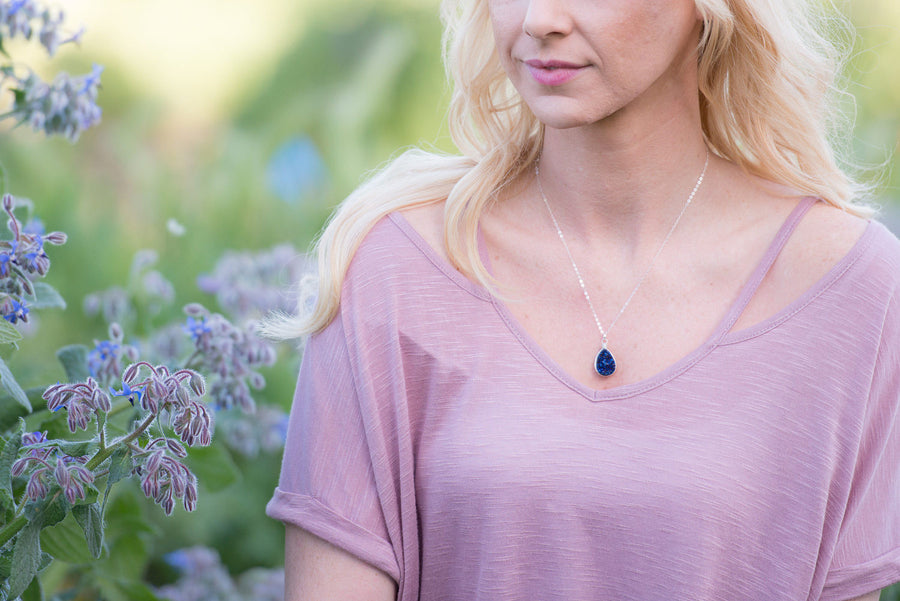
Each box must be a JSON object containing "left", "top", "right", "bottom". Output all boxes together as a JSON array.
[
  {"left": 0, "top": 321, "right": 21, "bottom": 346},
  {"left": 0, "top": 421, "right": 24, "bottom": 513},
  {"left": 9, "top": 521, "right": 41, "bottom": 599},
  {"left": 185, "top": 444, "right": 240, "bottom": 493},
  {"left": 30, "top": 283, "right": 66, "bottom": 311},
  {"left": 40, "top": 512, "right": 93, "bottom": 564},
  {"left": 55, "top": 345, "right": 89, "bottom": 384},
  {"left": 0, "top": 357, "right": 30, "bottom": 412}
]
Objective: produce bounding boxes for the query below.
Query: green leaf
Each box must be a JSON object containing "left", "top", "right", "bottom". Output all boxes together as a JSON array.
[
  {"left": 55, "top": 346, "right": 89, "bottom": 384},
  {"left": 0, "top": 544, "right": 11, "bottom": 579},
  {"left": 185, "top": 444, "right": 240, "bottom": 493},
  {"left": 28, "top": 283, "right": 66, "bottom": 311},
  {"left": 2, "top": 388, "right": 45, "bottom": 432},
  {"left": 39, "top": 513, "right": 90, "bottom": 564},
  {"left": 72, "top": 504, "right": 103, "bottom": 559},
  {"left": 102, "top": 448, "right": 131, "bottom": 515},
  {"left": 0, "top": 420, "right": 24, "bottom": 512},
  {"left": 24, "top": 493, "right": 69, "bottom": 529},
  {"left": 55, "top": 440, "right": 99, "bottom": 459},
  {"left": 21, "top": 574, "right": 42, "bottom": 601},
  {"left": 9, "top": 522, "right": 41, "bottom": 599},
  {"left": 0, "top": 319, "right": 22, "bottom": 346},
  {"left": 103, "top": 489, "right": 156, "bottom": 542},
  {"left": 95, "top": 578, "right": 162, "bottom": 601},
  {"left": 0, "top": 357, "right": 30, "bottom": 412}
]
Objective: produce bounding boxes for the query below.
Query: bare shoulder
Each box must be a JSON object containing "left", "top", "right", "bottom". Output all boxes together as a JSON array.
[
  {"left": 398, "top": 201, "right": 449, "bottom": 262},
  {"left": 731, "top": 195, "right": 870, "bottom": 331},
  {"left": 777, "top": 199, "right": 869, "bottom": 280},
  {"left": 758, "top": 199, "right": 869, "bottom": 314}
]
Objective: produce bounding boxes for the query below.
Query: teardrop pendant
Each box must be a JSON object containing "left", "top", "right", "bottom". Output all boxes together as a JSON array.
[{"left": 595, "top": 346, "right": 616, "bottom": 377}]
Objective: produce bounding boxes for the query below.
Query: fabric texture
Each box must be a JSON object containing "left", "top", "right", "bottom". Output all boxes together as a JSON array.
[{"left": 267, "top": 197, "right": 900, "bottom": 601}]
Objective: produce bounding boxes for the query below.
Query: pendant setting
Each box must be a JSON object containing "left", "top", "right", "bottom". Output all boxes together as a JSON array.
[{"left": 595, "top": 345, "right": 616, "bottom": 377}]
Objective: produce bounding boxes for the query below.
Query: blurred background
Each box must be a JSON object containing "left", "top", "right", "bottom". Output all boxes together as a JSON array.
[{"left": 0, "top": 0, "right": 897, "bottom": 593}]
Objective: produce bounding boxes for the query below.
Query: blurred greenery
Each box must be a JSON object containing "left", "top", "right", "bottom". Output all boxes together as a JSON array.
[{"left": 0, "top": 0, "right": 897, "bottom": 595}]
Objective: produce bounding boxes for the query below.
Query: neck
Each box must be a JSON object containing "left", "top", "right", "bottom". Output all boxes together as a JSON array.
[{"left": 535, "top": 112, "right": 712, "bottom": 252}]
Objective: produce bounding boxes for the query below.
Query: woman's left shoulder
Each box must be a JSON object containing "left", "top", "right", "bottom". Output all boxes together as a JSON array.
[{"left": 779, "top": 199, "right": 900, "bottom": 293}]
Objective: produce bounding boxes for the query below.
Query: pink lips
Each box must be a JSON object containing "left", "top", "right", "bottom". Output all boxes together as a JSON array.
[{"left": 525, "top": 59, "right": 587, "bottom": 86}]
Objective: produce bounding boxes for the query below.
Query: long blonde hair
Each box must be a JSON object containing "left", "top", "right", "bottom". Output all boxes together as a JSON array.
[{"left": 265, "top": 0, "right": 872, "bottom": 340}]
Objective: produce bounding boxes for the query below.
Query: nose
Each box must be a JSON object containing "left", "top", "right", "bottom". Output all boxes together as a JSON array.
[{"left": 522, "top": 0, "right": 573, "bottom": 39}]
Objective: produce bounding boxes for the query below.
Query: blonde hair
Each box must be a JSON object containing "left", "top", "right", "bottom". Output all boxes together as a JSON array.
[{"left": 264, "top": 0, "right": 872, "bottom": 340}]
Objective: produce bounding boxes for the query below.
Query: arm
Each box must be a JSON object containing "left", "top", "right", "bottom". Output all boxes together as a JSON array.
[
  {"left": 284, "top": 524, "right": 397, "bottom": 601},
  {"left": 847, "top": 593, "right": 880, "bottom": 601}
]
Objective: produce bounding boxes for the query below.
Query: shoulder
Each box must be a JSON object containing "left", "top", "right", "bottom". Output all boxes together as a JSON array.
[
  {"left": 397, "top": 201, "right": 448, "bottom": 262},
  {"left": 345, "top": 210, "right": 437, "bottom": 286},
  {"left": 771, "top": 199, "right": 898, "bottom": 302},
  {"left": 340, "top": 203, "right": 485, "bottom": 321}
]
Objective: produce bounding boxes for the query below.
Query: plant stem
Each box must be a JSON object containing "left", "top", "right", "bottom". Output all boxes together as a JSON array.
[
  {"left": 0, "top": 513, "right": 27, "bottom": 549},
  {"left": 85, "top": 412, "right": 155, "bottom": 471},
  {"left": 182, "top": 350, "right": 201, "bottom": 370}
]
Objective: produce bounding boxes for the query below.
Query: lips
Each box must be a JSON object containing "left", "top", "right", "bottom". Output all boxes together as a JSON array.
[{"left": 524, "top": 59, "right": 588, "bottom": 86}]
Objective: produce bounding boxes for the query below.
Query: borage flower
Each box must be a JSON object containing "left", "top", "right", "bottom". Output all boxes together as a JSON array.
[
  {"left": 43, "top": 377, "right": 111, "bottom": 432},
  {"left": 3, "top": 299, "right": 29, "bottom": 323},
  {"left": 110, "top": 379, "right": 143, "bottom": 407}
]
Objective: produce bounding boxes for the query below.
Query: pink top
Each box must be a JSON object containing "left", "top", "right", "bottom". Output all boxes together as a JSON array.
[{"left": 267, "top": 197, "right": 900, "bottom": 601}]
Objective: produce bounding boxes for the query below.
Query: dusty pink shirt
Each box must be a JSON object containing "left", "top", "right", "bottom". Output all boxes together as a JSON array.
[{"left": 267, "top": 197, "right": 900, "bottom": 600}]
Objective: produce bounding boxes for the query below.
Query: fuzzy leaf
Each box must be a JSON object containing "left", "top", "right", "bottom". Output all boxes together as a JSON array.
[
  {"left": 55, "top": 345, "right": 89, "bottom": 383},
  {"left": 24, "top": 493, "right": 69, "bottom": 529},
  {"left": 0, "top": 357, "right": 30, "bottom": 411},
  {"left": 0, "top": 544, "right": 11, "bottom": 579},
  {"left": 72, "top": 503, "right": 103, "bottom": 559},
  {"left": 39, "top": 513, "right": 90, "bottom": 564},
  {"left": 1, "top": 388, "right": 44, "bottom": 432},
  {"left": 0, "top": 319, "right": 21, "bottom": 346},
  {"left": 21, "top": 575, "right": 42, "bottom": 601},
  {"left": 8, "top": 522, "right": 41, "bottom": 599},
  {"left": 186, "top": 444, "right": 240, "bottom": 493},
  {"left": 55, "top": 440, "right": 99, "bottom": 458},
  {"left": 29, "top": 283, "right": 66, "bottom": 311},
  {"left": 102, "top": 447, "right": 131, "bottom": 515},
  {"left": 0, "top": 420, "right": 25, "bottom": 512}
]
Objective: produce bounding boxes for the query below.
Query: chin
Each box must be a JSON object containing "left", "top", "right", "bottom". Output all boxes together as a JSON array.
[{"left": 524, "top": 95, "right": 618, "bottom": 131}]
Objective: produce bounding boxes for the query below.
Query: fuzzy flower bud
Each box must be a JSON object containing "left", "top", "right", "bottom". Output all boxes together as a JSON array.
[
  {"left": 189, "top": 372, "right": 206, "bottom": 397},
  {"left": 183, "top": 303, "right": 208, "bottom": 317},
  {"left": 25, "top": 470, "right": 49, "bottom": 502},
  {"left": 44, "top": 231, "right": 66, "bottom": 245}
]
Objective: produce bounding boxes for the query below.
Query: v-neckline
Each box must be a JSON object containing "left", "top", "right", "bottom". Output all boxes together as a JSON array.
[{"left": 388, "top": 198, "right": 875, "bottom": 402}]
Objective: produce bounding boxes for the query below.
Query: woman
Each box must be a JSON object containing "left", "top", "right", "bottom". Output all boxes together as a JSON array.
[{"left": 266, "top": 0, "right": 900, "bottom": 599}]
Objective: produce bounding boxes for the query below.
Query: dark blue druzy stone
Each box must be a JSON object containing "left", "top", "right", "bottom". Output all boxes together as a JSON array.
[{"left": 595, "top": 348, "right": 616, "bottom": 377}]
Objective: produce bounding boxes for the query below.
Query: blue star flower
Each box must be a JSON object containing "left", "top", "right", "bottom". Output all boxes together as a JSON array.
[
  {"left": 183, "top": 316, "right": 211, "bottom": 341},
  {"left": 4, "top": 300, "right": 29, "bottom": 323},
  {"left": 110, "top": 380, "right": 143, "bottom": 407}
]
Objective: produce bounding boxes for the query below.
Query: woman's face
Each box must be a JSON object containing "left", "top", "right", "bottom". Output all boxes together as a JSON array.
[{"left": 488, "top": 0, "right": 703, "bottom": 130}]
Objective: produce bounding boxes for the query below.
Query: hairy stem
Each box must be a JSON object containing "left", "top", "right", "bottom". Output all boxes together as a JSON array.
[
  {"left": 0, "top": 513, "right": 27, "bottom": 549},
  {"left": 85, "top": 412, "right": 155, "bottom": 471}
]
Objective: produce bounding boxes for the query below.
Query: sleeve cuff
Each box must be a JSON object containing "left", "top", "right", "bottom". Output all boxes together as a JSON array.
[
  {"left": 266, "top": 487, "right": 400, "bottom": 583},
  {"left": 820, "top": 547, "right": 900, "bottom": 601}
]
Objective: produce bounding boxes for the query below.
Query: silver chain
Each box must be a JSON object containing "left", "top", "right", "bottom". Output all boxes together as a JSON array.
[{"left": 535, "top": 148, "right": 710, "bottom": 349}]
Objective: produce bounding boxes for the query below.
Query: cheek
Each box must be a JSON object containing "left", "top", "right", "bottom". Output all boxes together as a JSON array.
[{"left": 487, "top": 2, "right": 522, "bottom": 69}]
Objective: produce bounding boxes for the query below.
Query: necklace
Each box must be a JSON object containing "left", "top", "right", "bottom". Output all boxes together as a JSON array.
[{"left": 535, "top": 148, "right": 710, "bottom": 377}]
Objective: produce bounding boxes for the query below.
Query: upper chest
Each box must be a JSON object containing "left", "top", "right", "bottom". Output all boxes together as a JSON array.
[{"left": 476, "top": 199, "right": 867, "bottom": 391}]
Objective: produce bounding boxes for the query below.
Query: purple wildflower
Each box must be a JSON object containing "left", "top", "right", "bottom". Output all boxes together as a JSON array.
[
  {"left": 138, "top": 451, "right": 198, "bottom": 515},
  {"left": 181, "top": 305, "right": 276, "bottom": 412},
  {"left": 1, "top": 64, "right": 102, "bottom": 141},
  {"left": 43, "top": 377, "right": 111, "bottom": 432},
  {"left": 3, "top": 299, "right": 28, "bottom": 323},
  {"left": 197, "top": 244, "right": 307, "bottom": 319}
]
